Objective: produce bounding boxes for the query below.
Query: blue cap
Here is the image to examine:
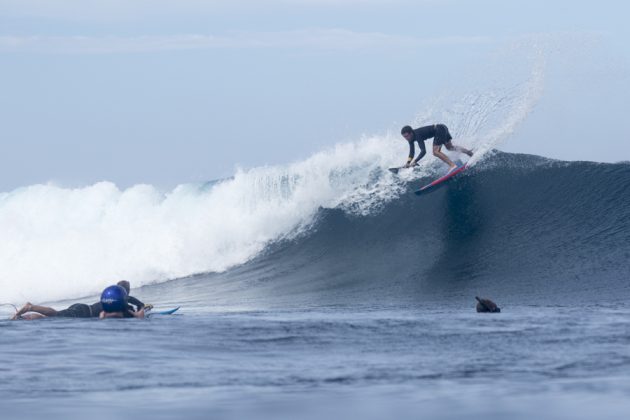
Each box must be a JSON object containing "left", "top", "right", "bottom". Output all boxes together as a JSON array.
[{"left": 100, "top": 285, "right": 129, "bottom": 313}]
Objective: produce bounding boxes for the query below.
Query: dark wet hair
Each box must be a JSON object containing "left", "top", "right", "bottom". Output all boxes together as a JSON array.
[
  {"left": 401, "top": 126, "right": 413, "bottom": 135},
  {"left": 117, "top": 280, "right": 131, "bottom": 294}
]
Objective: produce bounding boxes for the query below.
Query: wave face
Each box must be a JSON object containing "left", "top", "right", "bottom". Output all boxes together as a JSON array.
[
  {"left": 160, "top": 152, "right": 630, "bottom": 309},
  {"left": 0, "top": 68, "right": 545, "bottom": 304},
  {"left": 7, "top": 50, "right": 617, "bottom": 307},
  {"left": 2, "top": 151, "right": 629, "bottom": 306}
]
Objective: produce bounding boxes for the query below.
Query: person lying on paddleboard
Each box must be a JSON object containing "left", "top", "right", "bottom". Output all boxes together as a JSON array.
[
  {"left": 400, "top": 124, "right": 473, "bottom": 171},
  {"left": 11, "top": 280, "right": 148, "bottom": 320}
]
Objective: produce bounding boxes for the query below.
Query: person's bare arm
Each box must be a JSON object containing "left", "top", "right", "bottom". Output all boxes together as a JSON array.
[
  {"left": 99, "top": 311, "right": 125, "bottom": 319},
  {"left": 130, "top": 308, "right": 145, "bottom": 319},
  {"left": 99, "top": 309, "right": 145, "bottom": 319}
]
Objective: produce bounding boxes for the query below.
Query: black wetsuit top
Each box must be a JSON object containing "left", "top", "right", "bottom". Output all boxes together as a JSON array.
[
  {"left": 127, "top": 296, "right": 145, "bottom": 311},
  {"left": 407, "top": 125, "right": 436, "bottom": 163},
  {"left": 89, "top": 302, "right": 102, "bottom": 316}
]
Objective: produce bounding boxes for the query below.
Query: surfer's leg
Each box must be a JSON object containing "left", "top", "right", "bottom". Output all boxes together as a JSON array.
[
  {"left": 445, "top": 142, "right": 473, "bottom": 157},
  {"left": 444, "top": 141, "right": 472, "bottom": 156},
  {"left": 19, "top": 313, "right": 47, "bottom": 320},
  {"left": 11, "top": 303, "right": 32, "bottom": 320},
  {"left": 432, "top": 145, "right": 457, "bottom": 169},
  {"left": 11, "top": 303, "right": 58, "bottom": 320},
  {"left": 26, "top": 304, "right": 58, "bottom": 316}
]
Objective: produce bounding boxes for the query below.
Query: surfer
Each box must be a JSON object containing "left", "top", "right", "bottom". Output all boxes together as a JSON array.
[
  {"left": 401, "top": 124, "right": 473, "bottom": 171},
  {"left": 10, "top": 280, "right": 148, "bottom": 320}
]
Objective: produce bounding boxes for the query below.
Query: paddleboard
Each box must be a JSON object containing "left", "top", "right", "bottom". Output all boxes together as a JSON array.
[{"left": 414, "top": 164, "right": 467, "bottom": 195}]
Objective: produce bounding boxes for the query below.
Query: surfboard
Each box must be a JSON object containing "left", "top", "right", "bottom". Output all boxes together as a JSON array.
[
  {"left": 146, "top": 306, "right": 180, "bottom": 316},
  {"left": 389, "top": 164, "right": 417, "bottom": 174},
  {"left": 414, "top": 164, "right": 467, "bottom": 196}
]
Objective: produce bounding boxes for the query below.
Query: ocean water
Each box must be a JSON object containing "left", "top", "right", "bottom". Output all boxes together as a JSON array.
[
  {"left": 1, "top": 152, "right": 629, "bottom": 419},
  {"left": 2, "top": 305, "right": 630, "bottom": 420}
]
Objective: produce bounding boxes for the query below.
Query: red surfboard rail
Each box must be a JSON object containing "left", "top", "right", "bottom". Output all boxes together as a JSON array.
[{"left": 414, "top": 164, "right": 467, "bottom": 195}]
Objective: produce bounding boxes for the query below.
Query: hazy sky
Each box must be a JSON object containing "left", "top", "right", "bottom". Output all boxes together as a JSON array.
[{"left": 1, "top": 0, "right": 629, "bottom": 191}]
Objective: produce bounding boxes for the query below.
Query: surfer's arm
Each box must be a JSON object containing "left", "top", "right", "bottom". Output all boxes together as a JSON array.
[
  {"left": 99, "top": 310, "right": 144, "bottom": 319},
  {"left": 130, "top": 308, "right": 145, "bottom": 319},
  {"left": 405, "top": 141, "right": 415, "bottom": 167},
  {"left": 411, "top": 141, "right": 426, "bottom": 165},
  {"left": 128, "top": 296, "right": 145, "bottom": 310}
]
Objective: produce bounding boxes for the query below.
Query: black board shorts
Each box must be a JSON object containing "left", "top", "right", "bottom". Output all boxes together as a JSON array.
[
  {"left": 55, "top": 303, "right": 93, "bottom": 318},
  {"left": 433, "top": 124, "right": 453, "bottom": 146}
]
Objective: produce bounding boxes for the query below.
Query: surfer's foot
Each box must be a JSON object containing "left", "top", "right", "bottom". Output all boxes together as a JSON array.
[
  {"left": 11, "top": 302, "right": 32, "bottom": 320},
  {"left": 447, "top": 164, "right": 458, "bottom": 173},
  {"left": 467, "top": 150, "right": 473, "bottom": 157}
]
